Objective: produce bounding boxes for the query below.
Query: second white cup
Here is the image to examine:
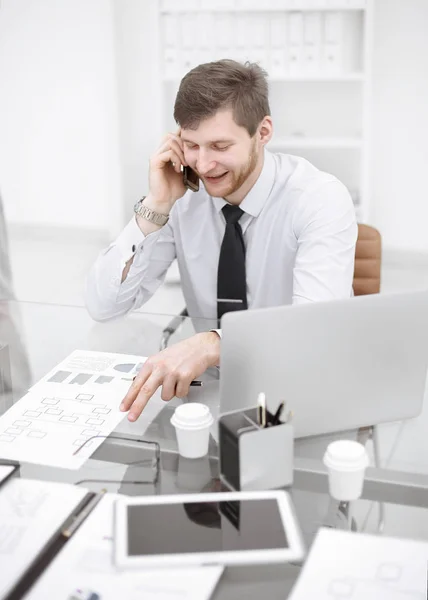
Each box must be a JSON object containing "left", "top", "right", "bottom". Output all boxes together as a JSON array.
[
  {"left": 323, "top": 440, "right": 369, "bottom": 501},
  {"left": 170, "top": 403, "right": 214, "bottom": 459}
]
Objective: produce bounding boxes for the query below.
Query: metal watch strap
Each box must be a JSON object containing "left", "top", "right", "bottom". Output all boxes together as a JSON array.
[{"left": 133, "top": 197, "right": 169, "bottom": 226}]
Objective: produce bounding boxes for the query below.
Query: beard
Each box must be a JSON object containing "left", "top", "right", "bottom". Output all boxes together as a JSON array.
[
  {"left": 223, "top": 138, "right": 259, "bottom": 198},
  {"left": 200, "top": 138, "right": 260, "bottom": 198}
]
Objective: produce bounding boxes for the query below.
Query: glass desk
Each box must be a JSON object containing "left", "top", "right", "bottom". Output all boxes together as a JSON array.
[{"left": 1, "top": 300, "right": 428, "bottom": 599}]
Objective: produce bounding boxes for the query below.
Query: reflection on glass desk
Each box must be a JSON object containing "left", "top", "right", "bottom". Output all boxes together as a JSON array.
[{"left": 1, "top": 300, "right": 428, "bottom": 599}]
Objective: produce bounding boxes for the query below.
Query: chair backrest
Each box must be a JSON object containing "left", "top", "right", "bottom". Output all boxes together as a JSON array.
[{"left": 353, "top": 224, "right": 382, "bottom": 296}]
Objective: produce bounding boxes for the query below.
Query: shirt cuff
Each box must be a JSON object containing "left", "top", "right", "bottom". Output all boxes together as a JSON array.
[{"left": 113, "top": 216, "right": 160, "bottom": 263}]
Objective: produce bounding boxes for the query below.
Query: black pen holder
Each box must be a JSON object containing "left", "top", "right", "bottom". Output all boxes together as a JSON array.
[{"left": 219, "top": 406, "right": 294, "bottom": 491}]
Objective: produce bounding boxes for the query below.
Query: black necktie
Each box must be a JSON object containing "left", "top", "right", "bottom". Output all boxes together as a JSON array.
[{"left": 217, "top": 204, "right": 248, "bottom": 324}]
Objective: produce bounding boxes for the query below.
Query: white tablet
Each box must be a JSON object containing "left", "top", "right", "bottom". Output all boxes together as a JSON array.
[{"left": 114, "top": 489, "right": 305, "bottom": 568}]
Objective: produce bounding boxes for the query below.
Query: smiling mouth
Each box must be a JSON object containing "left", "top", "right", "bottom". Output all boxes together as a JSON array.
[{"left": 204, "top": 172, "right": 228, "bottom": 183}]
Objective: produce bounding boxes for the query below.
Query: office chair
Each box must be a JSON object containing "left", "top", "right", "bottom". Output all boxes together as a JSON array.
[
  {"left": 160, "top": 223, "right": 382, "bottom": 350},
  {"left": 353, "top": 223, "right": 382, "bottom": 296}
]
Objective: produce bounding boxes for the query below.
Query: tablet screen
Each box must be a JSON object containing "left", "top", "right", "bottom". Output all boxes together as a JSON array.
[{"left": 126, "top": 498, "right": 288, "bottom": 556}]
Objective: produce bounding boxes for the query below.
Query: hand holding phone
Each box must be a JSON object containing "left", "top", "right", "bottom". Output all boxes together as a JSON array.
[{"left": 148, "top": 130, "right": 188, "bottom": 212}]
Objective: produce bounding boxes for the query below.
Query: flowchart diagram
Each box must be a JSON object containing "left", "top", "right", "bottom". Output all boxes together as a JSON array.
[
  {"left": 0, "top": 350, "right": 148, "bottom": 469},
  {"left": 0, "top": 384, "right": 127, "bottom": 469}
]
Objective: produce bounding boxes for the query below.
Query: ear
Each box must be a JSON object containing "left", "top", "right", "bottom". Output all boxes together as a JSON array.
[{"left": 258, "top": 116, "right": 273, "bottom": 146}]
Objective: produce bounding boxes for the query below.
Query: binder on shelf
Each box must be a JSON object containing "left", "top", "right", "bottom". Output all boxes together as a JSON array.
[
  {"left": 179, "top": 14, "right": 195, "bottom": 74},
  {"left": 235, "top": 14, "right": 247, "bottom": 49},
  {"left": 163, "top": 48, "right": 177, "bottom": 80},
  {"left": 179, "top": 13, "right": 194, "bottom": 50},
  {"left": 248, "top": 15, "right": 268, "bottom": 69},
  {"left": 196, "top": 13, "right": 213, "bottom": 66},
  {"left": 288, "top": 12, "right": 304, "bottom": 75},
  {"left": 162, "top": 15, "right": 179, "bottom": 79},
  {"left": 323, "top": 12, "right": 343, "bottom": 73},
  {"left": 234, "top": 14, "right": 251, "bottom": 66},
  {"left": 271, "top": 14, "right": 287, "bottom": 48},
  {"left": 215, "top": 14, "right": 233, "bottom": 51},
  {"left": 303, "top": 13, "right": 322, "bottom": 73},
  {"left": 270, "top": 15, "right": 288, "bottom": 77},
  {"left": 181, "top": 50, "right": 195, "bottom": 72},
  {"left": 163, "top": 14, "right": 177, "bottom": 47}
]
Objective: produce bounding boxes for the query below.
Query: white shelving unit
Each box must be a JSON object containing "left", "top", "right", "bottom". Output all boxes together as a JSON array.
[
  {"left": 157, "top": 0, "right": 373, "bottom": 222},
  {"left": 272, "top": 137, "right": 363, "bottom": 148}
]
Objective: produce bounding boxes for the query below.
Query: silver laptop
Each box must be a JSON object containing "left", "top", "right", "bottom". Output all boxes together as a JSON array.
[{"left": 220, "top": 290, "right": 428, "bottom": 438}]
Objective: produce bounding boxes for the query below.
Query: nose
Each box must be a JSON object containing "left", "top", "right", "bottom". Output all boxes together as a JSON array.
[{"left": 196, "top": 150, "right": 216, "bottom": 175}]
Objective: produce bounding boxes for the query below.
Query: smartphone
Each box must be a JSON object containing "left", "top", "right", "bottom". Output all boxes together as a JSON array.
[{"left": 183, "top": 165, "right": 200, "bottom": 192}]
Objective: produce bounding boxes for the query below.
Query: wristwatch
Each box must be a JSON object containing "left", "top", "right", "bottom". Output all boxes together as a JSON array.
[{"left": 133, "top": 197, "right": 169, "bottom": 226}]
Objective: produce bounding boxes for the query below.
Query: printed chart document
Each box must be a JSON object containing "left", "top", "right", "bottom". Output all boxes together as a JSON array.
[
  {"left": 289, "top": 527, "right": 428, "bottom": 600},
  {"left": 0, "top": 350, "right": 148, "bottom": 469},
  {"left": 27, "top": 494, "right": 224, "bottom": 600},
  {"left": 0, "top": 478, "right": 88, "bottom": 599},
  {"left": 30, "top": 349, "right": 146, "bottom": 390}
]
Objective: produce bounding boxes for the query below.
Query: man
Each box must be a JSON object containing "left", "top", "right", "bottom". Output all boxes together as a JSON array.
[{"left": 85, "top": 60, "right": 357, "bottom": 422}]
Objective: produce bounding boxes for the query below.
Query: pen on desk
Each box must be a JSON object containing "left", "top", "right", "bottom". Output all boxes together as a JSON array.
[
  {"left": 132, "top": 377, "right": 203, "bottom": 387},
  {"left": 63, "top": 491, "right": 105, "bottom": 537},
  {"left": 6, "top": 491, "right": 105, "bottom": 600},
  {"left": 272, "top": 401, "right": 285, "bottom": 426},
  {"left": 257, "top": 392, "right": 267, "bottom": 428}
]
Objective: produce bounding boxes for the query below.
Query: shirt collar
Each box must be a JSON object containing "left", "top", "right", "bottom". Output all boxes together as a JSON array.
[{"left": 211, "top": 148, "right": 276, "bottom": 218}]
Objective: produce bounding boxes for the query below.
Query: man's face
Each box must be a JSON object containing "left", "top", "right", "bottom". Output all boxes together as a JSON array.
[{"left": 180, "top": 109, "right": 260, "bottom": 199}]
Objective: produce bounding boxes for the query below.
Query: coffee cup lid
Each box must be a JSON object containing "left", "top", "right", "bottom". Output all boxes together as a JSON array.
[
  {"left": 323, "top": 440, "right": 369, "bottom": 471},
  {"left": 170, "top": 403, "right": 214, "bottom": 430}
]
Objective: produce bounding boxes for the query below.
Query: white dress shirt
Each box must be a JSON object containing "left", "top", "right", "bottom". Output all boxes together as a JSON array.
[{"left": 85, "top": 150, "right": 358, "bottom": 329}]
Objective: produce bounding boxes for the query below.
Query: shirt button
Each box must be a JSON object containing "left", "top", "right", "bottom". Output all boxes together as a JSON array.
[{"left": 132, "top": 244, "right": 136, "bottom": 253}]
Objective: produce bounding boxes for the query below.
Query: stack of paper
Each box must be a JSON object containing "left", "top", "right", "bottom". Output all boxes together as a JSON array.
[
  {"left": 0, "top": 476, "right": 223, "bottom": 600},
  {"left": 0, "top": 478, "right": 89, "bottom": 598},
  {"left": 26, "top": 490, "right": 223, "bottom": 600},
  {"left": 289, "top": 527, "right": 428, "bottom": 599},
  {"left": 0, "top": 350, "right": 148, "bottom": 469}
]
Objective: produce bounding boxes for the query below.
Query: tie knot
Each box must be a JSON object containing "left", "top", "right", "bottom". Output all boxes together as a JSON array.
[{"left": 222, "top": 204, "right": 244, "bottom": 225}]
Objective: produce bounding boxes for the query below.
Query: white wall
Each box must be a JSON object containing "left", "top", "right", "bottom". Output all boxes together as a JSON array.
[
  {"left": 370, "top": 0, "right": 428, "bottom": 253},
  {"left": 0, "top": 0, "right": 122, "bottom": 235},
  {"left": 1, "top": 0, "right": 428, "bottom": 251},
  {"left": 113, "top": 0, "right": 163, "bottom": 219}
]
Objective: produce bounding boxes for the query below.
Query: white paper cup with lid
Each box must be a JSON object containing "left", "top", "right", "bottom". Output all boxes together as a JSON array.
[
  {"left": 323, "top": 440, "right": 369, "bottom": 501},
  {"left": 170, "top": 403, "right": 214, "bottom": 459}
]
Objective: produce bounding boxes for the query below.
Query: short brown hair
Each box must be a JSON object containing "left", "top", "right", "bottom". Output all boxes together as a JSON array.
[{"left": 174, "top": 59, "right": 270, "bottom": 137}]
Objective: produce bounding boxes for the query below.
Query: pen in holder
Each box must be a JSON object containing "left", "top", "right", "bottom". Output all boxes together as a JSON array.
[{"left": 219, "top": 402, "right": 294, "bottom": 492}]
